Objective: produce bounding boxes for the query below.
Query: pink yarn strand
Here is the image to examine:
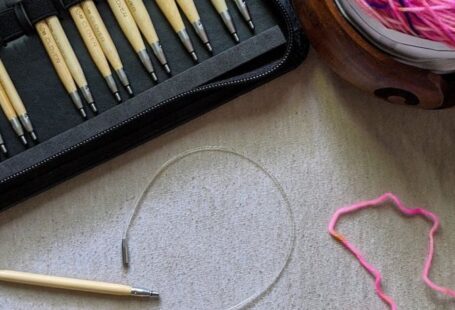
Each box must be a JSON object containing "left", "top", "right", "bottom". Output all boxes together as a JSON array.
[
  {"left": 328, "top": 193, "right": 455, "bottom": 309},
  {"left": 356, "top": 0, "right": 455, "bottom": 48}
]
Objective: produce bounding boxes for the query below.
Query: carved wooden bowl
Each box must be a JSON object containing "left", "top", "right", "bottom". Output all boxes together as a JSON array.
[{"left": 294, "top": 0, "right": 455, "bottom": 109}]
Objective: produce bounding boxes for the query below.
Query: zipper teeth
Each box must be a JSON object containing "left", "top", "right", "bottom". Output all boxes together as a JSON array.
[{"left": 1, "top": 0, "right": 294, "bottom": 184}]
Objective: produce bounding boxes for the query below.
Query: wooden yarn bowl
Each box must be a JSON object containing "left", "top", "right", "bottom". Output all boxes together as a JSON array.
[{"left": 294, "top": 0, "right": 455, "bottom": 109}]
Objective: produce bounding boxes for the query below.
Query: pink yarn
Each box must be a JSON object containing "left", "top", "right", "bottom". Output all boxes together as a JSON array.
[
  {"left": 328, "top": 193, "right": 455, "bottom": 309},
  {"left": 355, "top": 0, "right": 455, "bottom": 48}
]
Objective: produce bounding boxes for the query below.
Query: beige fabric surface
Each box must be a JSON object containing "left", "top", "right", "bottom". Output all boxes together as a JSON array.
[{"left": 1, "top": 50, "right": 455, "bottom": 309}]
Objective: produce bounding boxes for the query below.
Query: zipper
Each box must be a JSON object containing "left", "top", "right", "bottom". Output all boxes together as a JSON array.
[{"left": 1, "top": 0, "right": 299, "bottom": 185}]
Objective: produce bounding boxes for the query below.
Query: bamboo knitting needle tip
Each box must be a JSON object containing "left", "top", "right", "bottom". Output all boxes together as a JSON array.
[
  {"left": 192, "top": 23, "right": 212, "bottom": 52},
  {"left": 0, "top": 60, "right": 38, "bottom": 141},
  {"left": 5, "top": 115, "right": 27, "bottom": 146},
  {"left": 211, "top": 0, "right": 239, "bottom": 43},
  {"left": 131, "top": 288, "right": 160, "bottom": 298},
  {"left": 137, "top": 50, "right": 158, "bottom": 82},
  {"left": 248, "top": 20, "right": 255, "bottom": 31},
  {"left": 233, "top": 32, "right": 240, "bottom": 43},
  {"left": 155, "top": 0, "right": 198, "bottom": 62},
  {"left": 175, "top": 0, "right": 212, "bottom": 53},
  {"left": 68, "top": 91, "right": 87, "bottom": 119},
  {"left": 0, "top": 80, "right": 28, "bottom": 145},
  {"left": 188, "top": 19, "right": 212, "bottom": 53},
  {"left": 126, "top": 85, "right": 134, "bottom": 97},
  {"left": 115, "top": 68, "right": 134, "bottom": 96},
  {"left": 177, "top": 29, "right": 199, "bottom": 62},
  {"left": 164, "top": 64, "right": 171, "bottom": 75},
  {"left": 206, "top": 42, "right": 213, "bottom": 53},
  {"left": 114, "top": 92, "right": 122, "bottom": 103},
  {"left": 104, "top": 74, "right": 123, "bottom": 103},
  {"left": 0, "top": 121, "right": 8, "bottom": 155},
  {"left": 89, "top": 103, "right": 98, "bottom": 114},
  {"left": 0, "top": 142, "right": 7, "bottom": 155},
  {"left": 79, "top": 86, "right": 98, "bottom": 113},
  {"left": 79, "top": 107, "right": 88, "bottom": 119},
  {"left": 19, "top": 115, "right": 37, "bottom": 141},
  {"left": 192, "top": 23, "right": 211, "bottom": 52},
  {"left": 80, "top": 87, "right": 97, "bottom": 113},
  {"left": 222, "top": 11, "right": 239, "bottom": 42},
  {"left": 150, "top": 42, "right": 171, "bottom": 75},
  {"left": 191, "top": 51, "right": 198, "bottom": 62},
  {"left": 233, "top": 0, "right": 255, "bottom": 31},
  {"left": 20, "top": 135, "right": 28, "bottom": 146},
  {"left": 30, "top": 131, "right": 38, "bottom": 142},
  {"left": 151, "top": 72, "right": 158, "bottom": 82}
]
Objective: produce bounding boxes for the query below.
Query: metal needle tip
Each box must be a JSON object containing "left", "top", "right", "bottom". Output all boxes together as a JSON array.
[
  {"left": 30, "top": 131, "right": 38, "bottom": 142},
  {"left": 0, "top": 144, "right": 7, "bottom": 155},
  {"left": 164, "top": 64, "right": 171, "bottom": 75},
  {"left": 151, "top": 72, "right": 158, "bottom": 82},
  {"left": 90, "top": 103, "right": 98, "bottom": 114},
  {"left": 131, "top": 288, "right": 160, "bottom": 298},
  {"left": 114, "top": 92, "right": 122, "bottom": 103},
  {"left": 126, "top": 85, "right": 134, "bottom": 97},
  {"left": 79, "top": 108, "right": 87, "bottom": 119},
  {"left": 191, "top": 51, "right": 198, "bottom": 62},
  {"left": 206, "top": 42, "right": 213, "bottom": 53},
  {"left": 233, "top": 33, "right": 240, "bottom": 43},
  {"left": 149, "top": 292, "right": 160, "bottom": 298},
  {"left": 20, "top": 135, "right": 28, "bottom": 146},
  {"left": 248, "top": 21, "right": 255, "bottom": 31}
]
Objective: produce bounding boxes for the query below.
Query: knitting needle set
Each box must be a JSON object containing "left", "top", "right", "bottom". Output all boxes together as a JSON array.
[{"left": 0, "top": 0, "right": 255, "bottom": 155}]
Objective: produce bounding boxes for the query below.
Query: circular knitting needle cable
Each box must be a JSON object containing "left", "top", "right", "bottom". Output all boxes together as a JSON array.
[{"left": 121, "top": 146, "right": 296, "bottom": 310}]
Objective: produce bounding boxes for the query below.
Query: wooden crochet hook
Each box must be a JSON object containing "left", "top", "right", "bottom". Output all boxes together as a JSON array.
[{"left": 0, "top": 270, "right": 159, "bottom": 298}]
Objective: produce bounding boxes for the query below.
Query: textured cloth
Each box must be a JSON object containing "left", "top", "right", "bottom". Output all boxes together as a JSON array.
[{"left": 1, "top": 50, "right": 455, "bottom": 309}]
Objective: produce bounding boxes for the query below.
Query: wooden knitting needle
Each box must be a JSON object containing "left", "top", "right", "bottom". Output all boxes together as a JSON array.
[
  {"left": 36, "top": 21, "right": 87, "bottom": 119},
  {"left": 80, "top": 0, "right": 134, "bottom": 95},
  {"left": 176, "top": 0, "right": 212, "bottom": 53},
  {"left": 107, "top": 0, "right": 158, "bottom": 81},
  {"left": 0, "top": 59, "right": 37, "bottom": 141},
  {"left": 124, "top": 0, "right": 171, "bottom": 74},
  {"left": 233, "top": 0, "right": 255, "bottom": 31},
  {"left": 46, "top": 16, "right": 98, "bottom": 114},
  {"left": 69, "top": 5, "right": 122, "bottom": 103},
  {"left": 155, "top": 0, "right": 198, "bottom": 62},
  {"left": 0, "top": 270, "right": 159, "bottom": 298},
  {"left": 210, "top": 0, "right": 239, "bottom": 42},
  {"left": 0, "top": 81, "right": 27, "bottom": 145}
]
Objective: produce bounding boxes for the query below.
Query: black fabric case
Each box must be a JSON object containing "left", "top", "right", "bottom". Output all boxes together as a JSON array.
[{"left": 0, "top": 0, "right": 309, "bottom": 210}]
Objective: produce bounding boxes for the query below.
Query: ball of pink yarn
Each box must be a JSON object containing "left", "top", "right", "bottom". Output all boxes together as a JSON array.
[{"left": 356, "top": 0, "right": 455, "bottom": 48}]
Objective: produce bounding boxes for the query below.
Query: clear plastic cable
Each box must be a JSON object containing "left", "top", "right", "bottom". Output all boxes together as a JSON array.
[{"left": 121, "top": 146, "right": 296, "bottom": 310}]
